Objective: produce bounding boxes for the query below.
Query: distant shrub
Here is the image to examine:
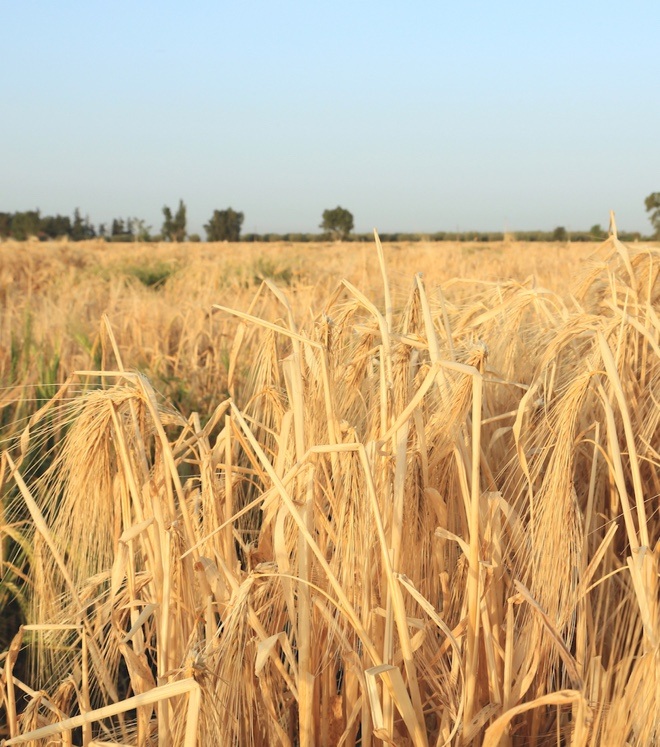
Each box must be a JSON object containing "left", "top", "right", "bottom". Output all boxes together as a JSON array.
[
  {"left": 252, "top": 256, "right": 293, "bottom": 285},
  {"left": 122, "top": 261, "right": 178, "bottom": 288}
]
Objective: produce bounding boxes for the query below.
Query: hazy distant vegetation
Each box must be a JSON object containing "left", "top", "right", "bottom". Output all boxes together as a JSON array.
[{"left": 1, "top": 194, "right": 658, "bottom": 244}]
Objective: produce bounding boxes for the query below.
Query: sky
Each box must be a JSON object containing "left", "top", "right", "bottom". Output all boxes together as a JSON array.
[{"left": 2, "top": 1, "right": 660, "bottom": 236}]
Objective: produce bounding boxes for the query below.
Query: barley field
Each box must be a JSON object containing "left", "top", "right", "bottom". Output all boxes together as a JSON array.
[{"left": 1, "top": 232, "right": 659, "bottom": 746}]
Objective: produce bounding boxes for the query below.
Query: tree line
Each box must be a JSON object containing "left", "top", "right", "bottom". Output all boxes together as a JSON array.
[
  {"left": 0, "top": 201, "right": 245, "bottom": 243},
  {"left": 1, "top": 197, "right": 658, "bottom": 243}
]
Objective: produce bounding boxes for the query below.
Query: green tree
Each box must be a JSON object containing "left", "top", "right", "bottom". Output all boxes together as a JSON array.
[
  {"left": 68, "top": 209, "right": 96, "bottom": 240},
  {"left": 109, "top": 218, "right": 135, "bottom": 242},
  {"left": 204, "top": 208, "right": 244, "bottom": 241},
  {"left": 161, "top": 207, "right": 173, "bottom": 240},
  {"left": 590, "top": 224, "right": 605, "bottom": 240},
  {"left": 83, "top": 214, "right": 96, "bottom": 239},
  {"left": 552, "top": 226, "right": 568, "bottom": 242},
  {"left": 40, "top": 214, "right": 72, "bottom": 239},
  {"left": 128, "top": 217, "right": 151, "bottom": 242},
  {"left": 320, "top": 206, "right": 354, "bottom": 241},
  {"left": 10, "top": 210, "right": 41, "bottom": 240},
  {"left": 111, "top": 218, "right": 124, "bottom": 237},
  {"left": 0, "top": 213, "right": 12, "bottom": 238},
  {"left": 162, "top": 199, "right": 187, "bottom": 242},
  {"left": 644, "top": 193, "right": 660, "bottom": 238},
  {"left": 71, "top": 208, "right": 85, "bottom": 240}
]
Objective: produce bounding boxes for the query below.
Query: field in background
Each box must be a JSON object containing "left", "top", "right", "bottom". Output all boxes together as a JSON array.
[
  {"left": 0, "top": 239, "right": 598, "bottom": 429},
  {"left": 0, "top": 238, "right": 596, "bottom": 407},
  {"left": 1, "top": 236, "right": 659, "bottom": 745}
]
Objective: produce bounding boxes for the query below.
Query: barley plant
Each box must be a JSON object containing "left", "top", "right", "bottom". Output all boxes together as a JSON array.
[{"left": 0, "top": 227, "right": 659, "bottom": 745}]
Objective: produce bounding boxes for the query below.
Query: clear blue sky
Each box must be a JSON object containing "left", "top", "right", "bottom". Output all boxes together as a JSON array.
[{"left": 2, "top": 1, "right": 659, "bottom": 235}]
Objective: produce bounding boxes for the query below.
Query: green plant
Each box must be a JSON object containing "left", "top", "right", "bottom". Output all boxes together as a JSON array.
[
  {"left": 552, "top": 225, "right": 568, "bottom": 241},
  {"left": 162, "top": 199, "right": 187, "bottom": 242},
  {"left": 205, "top": 208, "right": 244, "bottom": 241},
  {"left": 320, "top": 205, "right": 354, "bottom": 241},
  {"left": 122, "top": 261, "right": 178, "bottom": 288},
  {"left": 252, "top": 256, "right": 293, "bottom": 285},
  {"left": 644, "top": 192, "right": 660, "bottom": 238}
]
